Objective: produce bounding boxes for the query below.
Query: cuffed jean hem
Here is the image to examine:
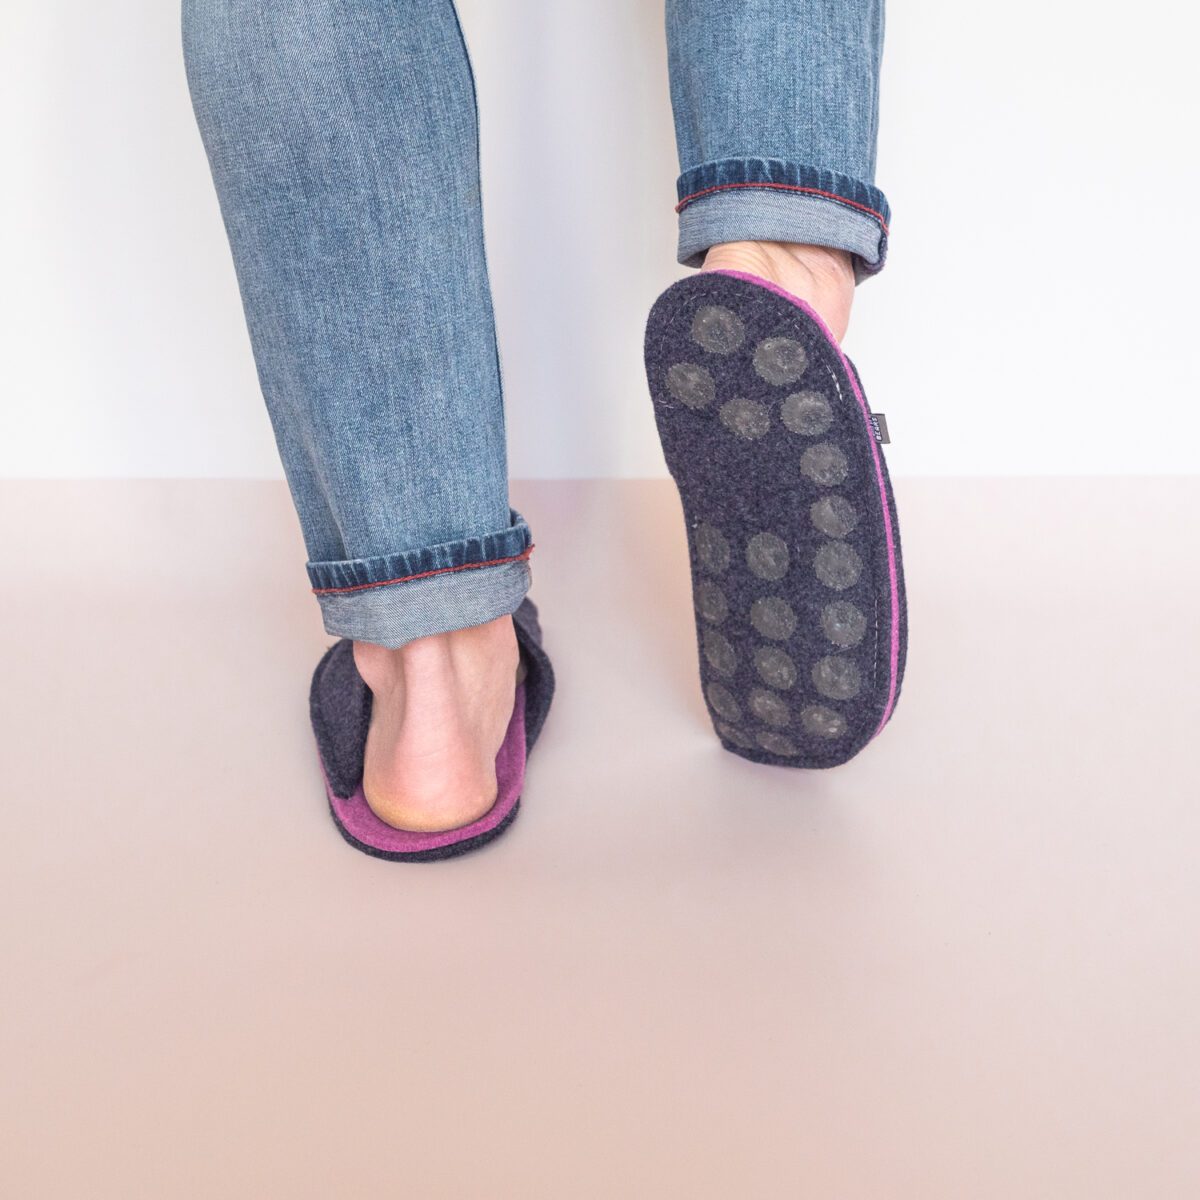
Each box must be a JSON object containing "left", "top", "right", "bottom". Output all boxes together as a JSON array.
[
  {"left": 306, "top": 508, "right": 533, "bottom": 648},
  {"left": 675, "top": 159, "right": 890, "bottom": 281}
]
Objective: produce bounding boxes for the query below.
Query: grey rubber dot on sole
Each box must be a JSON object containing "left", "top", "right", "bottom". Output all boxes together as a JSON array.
[
  {"left": 702, "top": 628, "right": 737, "bottom": 676},
  {"left": 695, "top": 522, "right": 731, "bottom": 573},
  {"left": 811, "top": 494, "right": 858, "bottom": 538},
  {"left": 748, "top": 688, "right": 791, "bottom": 728},
  {"left": 800, "top": 704, "right": 848, "bottom": 738},
  {"left": 706, "top": 681, "right": 742, "bottom": 722},
  {"left": 753, "top": 336, "right": 808, "bottom": 385},
  {"left": 692, "top": 305, "right": 745, "bottom": 353},
  {"left": 821, "top": 599, "right": 867, "bottom": 647},
  {"left": 750, "top": 596, "right": 797, "bottom": 640},
  {"left": 754, "top": 645, "right": 798, "bottom": 690},
  {"left": 814, "top": 541, "right": 862, "bottom": 590},
  {"left": 717, "top": 723, "right": 757, "bottom": 749},
  {"left": 695, "top": 580, "right": 729, "bottom": 623},
  {"left": 666, "top": 362, "right": 716, "bottom": 409},
  {"left": 781, "top": 390, "right": 833, "bottom": 436},
  {"left": 746, "top": 531, "right": 789, "bottom": 580},
  {"left": 757, "top": 731, "right": 799, "bottom": 756},
  {"left": 719, "top": 397, "right": 771, "bottom": 439},
  {"left": 800, "top": 442, "right": 849, "bottom": 487},
  {"left": 812, "top": 655, "right": 862, "bottom": 700}
]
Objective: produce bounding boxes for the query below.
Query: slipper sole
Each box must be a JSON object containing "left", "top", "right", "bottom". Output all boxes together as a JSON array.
[{"left": 644, "top": 268, "right": 907, "bottom": 768}]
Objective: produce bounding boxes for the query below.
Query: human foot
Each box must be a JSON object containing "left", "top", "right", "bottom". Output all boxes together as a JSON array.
[
  {"left": 352, "top": 614, "right": 520, "bottom": 832},
  {"left": 701, "top": 241, "right": 855, "bottom": 344}
]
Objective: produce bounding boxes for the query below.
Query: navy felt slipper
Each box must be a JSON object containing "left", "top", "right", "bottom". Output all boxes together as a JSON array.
[
  {"left": 643, "top": 268, "right": 907, "bottom": 768},
  {"left": 309, "top": 596, "right": 555, "bottom": 861}
]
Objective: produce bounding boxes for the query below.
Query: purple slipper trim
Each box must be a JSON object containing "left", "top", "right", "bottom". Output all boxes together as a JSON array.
[
  {"left": 709, "top": 267, "right": 902, "bottom": 738},
  {"left": 322, "top": 680, "right": 527, "bottom": 856}
]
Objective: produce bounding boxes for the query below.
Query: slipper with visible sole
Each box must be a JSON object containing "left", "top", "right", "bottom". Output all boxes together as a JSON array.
[
  {"left": 309, "top": 596, "right": 555, "bottom": 861},
  {"left": 643, "top": 268, "right": 907, "bottom": 768}
]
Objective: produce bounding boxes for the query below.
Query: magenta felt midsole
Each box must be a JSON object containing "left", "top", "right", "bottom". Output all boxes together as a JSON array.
[
  {"left": 711, "top": 268, "right": 901, "bottom": 737},
  {"left": 322, "top": 681, "right": 527, "bottom": 854}
]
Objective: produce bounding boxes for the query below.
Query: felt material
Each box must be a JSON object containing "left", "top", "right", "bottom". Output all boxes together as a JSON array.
[
  {"left": 643, "top": 268, "right": 907, "bottom": 768},
  {"left": 309, "top": 596, "right": 555, "bottom": 861}
]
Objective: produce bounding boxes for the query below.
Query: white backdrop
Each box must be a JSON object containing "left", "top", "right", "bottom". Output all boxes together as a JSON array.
[{"left": 3, "top": 0, "right": 1196, "bottom": 479}]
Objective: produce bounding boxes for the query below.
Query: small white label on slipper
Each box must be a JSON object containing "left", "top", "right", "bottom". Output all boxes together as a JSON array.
[{"left": 869, "top": 412, "right": 890, "bottom": 444}]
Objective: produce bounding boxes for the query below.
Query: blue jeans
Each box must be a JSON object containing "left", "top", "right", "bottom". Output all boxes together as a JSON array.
[{"left": 183, "top": 0, "right": 888, "bottom": 648}]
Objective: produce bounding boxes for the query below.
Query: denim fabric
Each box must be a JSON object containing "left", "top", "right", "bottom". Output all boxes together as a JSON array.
[
  {"left": 667, "top": 0, "right": 889, "bottom": 275},
  {"left": 183, "top": 0, "right": 887, "bottom": 647},
  {"left": 184, "top": 0, "right": 524, "bottom": 647}
]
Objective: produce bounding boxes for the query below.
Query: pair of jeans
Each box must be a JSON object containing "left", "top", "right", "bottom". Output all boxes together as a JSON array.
[{"left": 183, "top": 0, "right": 888, "bottom": 648}]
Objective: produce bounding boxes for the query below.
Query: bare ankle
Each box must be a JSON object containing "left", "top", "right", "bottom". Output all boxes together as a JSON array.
[
  {"left": 701, "top": 240, "right": 856, "bottom": 342},
  {"left": 352, "top": 614, "right": 518, "bottom": 697}
]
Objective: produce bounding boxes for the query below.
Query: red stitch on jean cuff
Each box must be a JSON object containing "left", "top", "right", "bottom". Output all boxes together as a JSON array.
[
  {"left": 674, "top": 181, "right": 889, "bottom": 232},
  {"left": 312, "top": 544, "right": 535, "bottom": 595}
]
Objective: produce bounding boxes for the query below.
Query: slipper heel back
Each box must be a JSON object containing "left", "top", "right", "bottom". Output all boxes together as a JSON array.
[
  {"left": 309, "top": 596, "right": 555, "bottom": 860},
  {"left": 643, "top": 269, "right": 907, "bottom": 768}
]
